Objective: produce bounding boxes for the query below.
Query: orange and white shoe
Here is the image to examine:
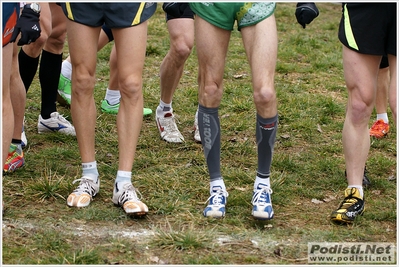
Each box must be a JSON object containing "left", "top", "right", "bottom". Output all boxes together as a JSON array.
[
  {"left": 67, "top": 176, "right": 100, "bottom": 207},
  {"left": 369, "top": 119, "right": 389, "bottom": 138},
  {"left": 112, "top": 182, "right": 148, "bottom": 216}
]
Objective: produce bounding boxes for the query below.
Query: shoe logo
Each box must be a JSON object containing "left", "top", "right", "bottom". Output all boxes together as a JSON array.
[
  {"left": 157, "top": 118, "right": 165, "bottom": 132},
  {"left": 41, "top": 122, "right": 67, "bottom": 131},
  {"left": 6, "top": 159, "right": 24, "bottom": 172}
]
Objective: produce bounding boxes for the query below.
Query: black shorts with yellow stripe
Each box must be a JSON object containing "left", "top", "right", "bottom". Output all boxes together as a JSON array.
[
  {"left": 60, "top": 2, "right": 157, "bottom": 28},
  {"left": 338, "top": 3, "right": 396, "bottom": 56}
]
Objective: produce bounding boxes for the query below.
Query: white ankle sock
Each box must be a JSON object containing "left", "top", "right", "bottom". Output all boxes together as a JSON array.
[
  {"left": 157, "top": 100, "right": 172, "bottom": 117},
  {"left": 61, "top": 60, "right": 72, "bottom": 80},
  {"left": 82, "top": 161, "right": 99, "bottom": 183},
  {"left": 376, "top": 113, "right": 389, "bottom": 123},
  {"left": 105, "top": 88, "right": 121, "bottom": 105}
]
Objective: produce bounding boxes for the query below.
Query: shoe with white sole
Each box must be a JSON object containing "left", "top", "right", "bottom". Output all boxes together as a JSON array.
[
  {"left": 67, "top": 176, "right": 100, "bottom": 207},
  {"left": 251, "top": 183, "right": 274, "bottom": 220},
  {"left": 156, "top": 111, "right": 184, "bottom": 143},
  {"left": 38, "top": 112, "right": 76, "bottom": 136},
  {"left": 112, "top": 182, "right": 149, "bottom": 216}
]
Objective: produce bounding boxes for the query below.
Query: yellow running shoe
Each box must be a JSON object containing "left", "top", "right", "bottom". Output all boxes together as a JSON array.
[{"left": 331, "top": 187, "right": 365, "bottom": 224}]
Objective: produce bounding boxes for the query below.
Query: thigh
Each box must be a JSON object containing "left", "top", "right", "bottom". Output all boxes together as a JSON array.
[
  {"left": 342, "top": 46, "right": 381, "bottom": 103},
  {"left": 2, "top": 43, "right": 13, "bottom": 93},
  {"left": 241, "top": 14, "right": 278, "bottom": 91},
  {"left": 195, "top": 16, "right": 230, "bottom": 85},
  {"left": 112, "top": 22, "right": 149, "bottom": 84},
  {"left": 38, "top": 2, "right": 52, "bottom": 39},
  {"left": 66, "top": 20, "right": 100, "bottom": 78},
  {"left": 167, "top": 18, "right": 194, "bottom": 49},
  {"left": 45, "top": 3, "right": 67, "bottom": 53}
]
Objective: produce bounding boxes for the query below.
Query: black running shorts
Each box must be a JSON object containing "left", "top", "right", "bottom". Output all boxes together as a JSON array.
[
  {"left": 338, "top": 3, "right": 396, "bottom": 56},
  {"left": 165, "top": 3, "right": 194, "bottom": 21},
  {"left": 60, "top": 2, "right": 157, "bottom": 28}
]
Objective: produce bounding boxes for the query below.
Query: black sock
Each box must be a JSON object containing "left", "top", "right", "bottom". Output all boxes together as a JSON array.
[
  {"left": 256, "top": 113, "right": 278, "bottom": 178},
  {"left": 18, "top": 48, "right": 40, "bottom": 93},
  {"left": 198, "top": 104, "right": 222, "bottom": 181},
  {"left": 39, "top": 50, "right": 62, "bottom": 119},
  {"left": 11, "top": 139, "right": 22, "bottom": 145}
]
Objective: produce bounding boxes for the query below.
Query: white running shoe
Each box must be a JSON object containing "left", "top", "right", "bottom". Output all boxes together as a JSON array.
[
  {"left": 251, "top": 183, "right": 274, "bottom": 220},
  {"left": 156, "top": 112, "right": 184, "bottom": 143},
  {"left": 67, "top": 176, "right": 100, "bottom": 207},
  {"left": 203, "top": 186, "right": 228, "bottom": 218},
  {"left": 112, "top": 182, "right": 148, "bottom": 216},
  {"left": 193, "top": 110, "right": 201, "bottom": 143},
  {"left": 38, "top": 112, "right": 76, "bottom": 136}
]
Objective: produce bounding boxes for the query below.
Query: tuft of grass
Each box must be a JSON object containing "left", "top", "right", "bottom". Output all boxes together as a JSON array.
[{"left": 27, "top": 167, "right": 67, "bottom": 202}]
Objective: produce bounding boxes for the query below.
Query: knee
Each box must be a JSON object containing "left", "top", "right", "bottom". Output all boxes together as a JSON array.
[
  {"left": 47, "top": 28, "right": 67, "bottom": 52},
  {"left": 119, "top": 76, "right": 142, "bottom": 98},
  {"left": 199, "top": 82, "right": 223, "bottom": 106},
  {"left": 253, "top": 87, "right": 276, "bottom": 108},
  {"left": 72, "top": 73, "right": 96, "bottom": 95},
  {"left": 171, "top": 41, "right": 193, "bottom": 61},
  {"left": 347, "top": 97, "right": 373, "bottom": 124}
]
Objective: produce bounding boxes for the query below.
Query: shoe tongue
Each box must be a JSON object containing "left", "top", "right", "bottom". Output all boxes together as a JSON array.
[
  {"left": 345, "top": 187, "right": 360, "bottom": 198},
  {"left": 257, "top": 183, "right": 268, "bottom": 190},
  {"left": 211, "top": 186, "right": 223, "bottom": 193},
  {"left": 117, "top": 181, "right": 132, "bottom": 190}
]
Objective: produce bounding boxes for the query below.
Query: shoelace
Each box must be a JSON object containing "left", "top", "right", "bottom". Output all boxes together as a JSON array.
[
  {"left": 118, "top": 184, "right": 142, "bottom": 205},
  {"left": 56, "top": 113, "right": 73, "bottom": 126},
  {"left": 161, "top": 115, "right": 180, "bottom": 133},
  {"left": 72, "top": 177, "right": 97, "bottom": 196},
  {"left": 338, "top": 188, "right": 363, "bottom": 210},
  {"left": 252, "top": 187, "right": 273, "bottom": 205},
  {"left": 206, "top": 189, "right": 227, "bottom": 205}
]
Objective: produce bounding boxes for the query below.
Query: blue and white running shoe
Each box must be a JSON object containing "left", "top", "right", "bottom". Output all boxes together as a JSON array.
[
  {"left": 203, "top": 186, "right": 228, "bottom": 218},
  {"left": 252, "top": 183, "right": 274, "bottom": 220},
  {"left": 37, "top": 112, "right": 76, "bottom": 136}
]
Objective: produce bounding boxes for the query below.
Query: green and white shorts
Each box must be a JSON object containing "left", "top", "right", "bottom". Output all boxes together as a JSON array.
[{"left": 189, "top": 2, "right": 276, "bottom": 31}]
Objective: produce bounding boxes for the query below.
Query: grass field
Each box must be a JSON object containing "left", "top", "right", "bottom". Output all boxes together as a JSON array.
[{"left": 2, "top": 3, "right": 397, "bottom": 265}]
